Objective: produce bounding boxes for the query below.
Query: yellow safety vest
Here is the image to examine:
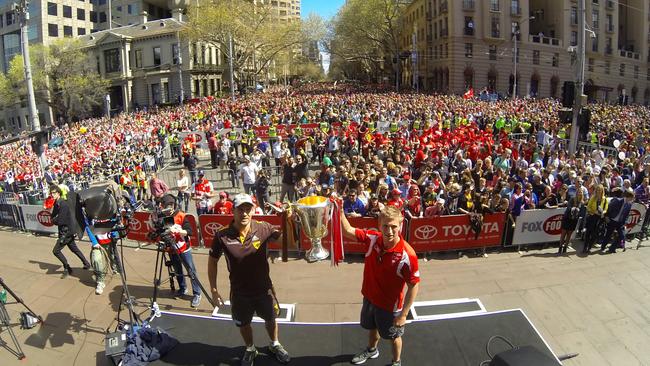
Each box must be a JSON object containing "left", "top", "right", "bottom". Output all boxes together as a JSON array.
[
  {"left": 228, "top": 130, "right": 237, "bottom": 140},
  {"left": 558, "top": 128, "right": 567, "bottom": 139},
  {"left": 413, "top": 120, "right": 421, "bottom": 130},
  {"left": 390, "top": 122, "right": 398, "bottom": 133},
  {"left": 247, "top": 130, "right": 255, "bottom": 140},
  {"left": 295, "top": 127, "right": 303, "bottom": 137},
  {"left": 269, "top": 127, "right": 278, "bottom": 138},
  {"left": 590, "top": 132, "right": 598, "bottom": 144},
  {"left": 320, "top": 122, "right": 329, "bottom": 133},
  {"left": 367, "top": 121, "right": 376, "bottom": 132}
]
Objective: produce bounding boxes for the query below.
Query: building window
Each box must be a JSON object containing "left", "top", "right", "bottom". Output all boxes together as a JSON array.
[
  {"left": 47, "top": 2, "right": 57, "bottom": 16},
  {"left": 489, "top": 45, "right": 497, "bottom": 60},
  {"left": 63, "top": 25, "right": 72, "bottom": 37},
  {"left": 620, "top": 63, "right": 625, "bottom": 76},
  {"left": 490, "top": 0, "right": 499, "bottom": 12},
  {"left": 588, "top": 58, "right": 594, "bottom": 72},
  {"left": 172, "top": 44, "right": 179, "bottom": 64},
  {"left": 571, "top": 7, "right": 577, "bottom": 25},
  {"left": 99, "top": 12, "right": 106, "bottom": 23},
  {"left": 605, "top": 61, "right": 610, "bottom": 74},
  {"left": 635, "top": 65, "right": 639, "bottom": 79},
  {"left": 77, "top": 8, "right": 85, "bottom": 20},
  {"left": 606, "top": 14, "right": 613, "bottom": 32},
  {"left": 77, "top": 27, "right": 86, "bottom": 35},
  {"left": 605, "top": 37, "right": 612, "bottom": 54},
  {"left": 63, "top": 5, "right": 72, "bottom": 18},
  {"left": 552, "top": 53, "right": 559, "bottom": 67},
  {"left": 592, "top": 9, "right": 599, "bottom": 29},
  {"left": 491, "top": 15, "right": 500, "bottom": 38},
  {"left": 134, "top": 49, "right": 142, "bottom": 68},
  {"left": 153, "top": 46, "right": 161, "bottom": 66},
  {"left": 151, "top": 83, "right": 161, "bottom": 104},
  {"left": 104, "top": 48, "right": 120, "bottom": 73},
  {"left": 465, "top": 43, "right": 473, "bottom": 58},
  {"left": 571, "top": 31, "right": 577, "bottom": 46},
  {"left": 48, "top": 23, "right": 58, "bottom": 37},
  {"left": 0, "top": 14, "right": 3, "bottom": 28},
  {"left": 592, "top": 34, "right": 598, "bottom": 52},
  {"left": 533, "top": 50, "right": 540, "bottom": 65},
  {"left": 6, "top": 12, "right": 14, "bottom": 26},
  {"left": 464, "top": 16, "right": 474, "bottom": 36}
]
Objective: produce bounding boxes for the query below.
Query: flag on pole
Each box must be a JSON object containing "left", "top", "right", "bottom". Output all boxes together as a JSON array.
[{"left": 463, "top": 88, "right": 474, "bottom": 100}]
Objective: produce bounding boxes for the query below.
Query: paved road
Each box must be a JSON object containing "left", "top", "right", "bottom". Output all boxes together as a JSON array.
[{"left": 1, "top": 228, "right": 650, "bottom": 365}]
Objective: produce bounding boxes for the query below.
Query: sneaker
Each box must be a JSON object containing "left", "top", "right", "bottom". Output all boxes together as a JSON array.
[
  {"left": 176, "top": 288, "right": 189, "bottom": 297},
  {"left": 61, "top": 266, "right": 72, "bottom": 279},
  {"left": 269, "top": 342, "right": 290, "bottom": 364},
  {"left": 95, "top": 282, "right": 105, "bottom": 295},
  {"left": 388, "top": 361, "right": 401, "bottom": 366},
  {"left": 351, "top": 347, "right": 379, "bottom": 364},
  {"left": 241, "top": 347, "right": 258, "bottom": 366},
  {"left": 191, "top": 294, "right": 201, "bottom": 308}
]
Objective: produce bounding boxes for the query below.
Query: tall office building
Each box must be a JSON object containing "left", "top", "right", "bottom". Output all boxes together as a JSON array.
[{"left": 400, "top": 0, "right": 650, "bottom": 103}]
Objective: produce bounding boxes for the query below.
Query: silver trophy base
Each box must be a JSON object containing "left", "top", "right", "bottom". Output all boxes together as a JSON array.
[{"left": 306, "top": 239, "right": 330, "bottom": 263}]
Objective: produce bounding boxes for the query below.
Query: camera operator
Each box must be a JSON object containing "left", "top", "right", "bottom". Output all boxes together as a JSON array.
[
  {"left": 50, "top": 185, "right": 91, "bottom": 279},
  {"left": 157, "top": 194, "right": 202, "bottom": 308}
]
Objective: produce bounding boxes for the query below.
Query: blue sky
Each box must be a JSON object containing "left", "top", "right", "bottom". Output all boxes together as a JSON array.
[{"left": 301, "top": 0, "right": 345, "bottom": 20}]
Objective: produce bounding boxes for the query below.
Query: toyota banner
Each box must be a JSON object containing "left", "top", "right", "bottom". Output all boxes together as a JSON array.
[
  {"left": 198, "top": 214, "right": 283, "bottom": 250},
  {"left": 126, "top": 211, "right": 200, "bottom": 248},
  {"left": 407, "top": 213, "right": 506, "bottom": 252},
  {"left": 511, "top": 204, "right": 647, "bottom": 246}
]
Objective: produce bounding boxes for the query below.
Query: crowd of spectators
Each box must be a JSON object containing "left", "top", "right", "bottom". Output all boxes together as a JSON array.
[{"left": 2, "top": 83, "right": 650, "bottom": 253}]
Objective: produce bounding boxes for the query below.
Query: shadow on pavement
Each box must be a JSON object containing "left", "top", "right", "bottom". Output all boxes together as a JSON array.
[{"left": 29, "top": 260, "right": 62, "bottom": 275}]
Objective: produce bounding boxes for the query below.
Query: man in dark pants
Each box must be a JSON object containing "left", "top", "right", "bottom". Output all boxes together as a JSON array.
[
  {"left": 600, "top": 189, "right": 635, "bottom": 253},
  {"left": 50, "top": 185, "right": 91, "bottom": 278},
  {"left": 208, "top": 194, "right": 291, "bottom": 366}
]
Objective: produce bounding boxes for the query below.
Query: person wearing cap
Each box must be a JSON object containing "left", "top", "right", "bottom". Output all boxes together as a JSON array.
[
  {"left": 208, "top": 193, "right": 291, "bottom": 365},
  {"left": 340, "top": 205, "right": 420, "bottom": 366},
  {"left": 386, "top": 188, "right": 404, "bottom": 210},
  {"left": 213, "top": 192, "right": 233, "bottom": 215},
  {"left": 159, "top": 193, "right": 202, "bottom": 307},
  {"left": 50, "top": 185, "right": 91, "bottom": 279},
  {"left": 192, "top": 170, "right": 215, "bottom": 215}
]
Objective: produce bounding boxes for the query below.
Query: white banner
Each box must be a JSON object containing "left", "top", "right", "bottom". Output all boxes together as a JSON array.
[
  {"left": 512, "top": 203, "right": 647, "bottom": 246},
  {"left": 625, "top": 203, "right": 647, "bottom": 235},
  {"left": 512, "top": 208, "right": 569, "bottom": 246},
  {"left": 20, "top": 205, "right": 57, "bottom": 233}
]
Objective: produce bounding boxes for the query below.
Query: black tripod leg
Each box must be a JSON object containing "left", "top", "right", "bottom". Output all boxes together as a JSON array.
[
  {"left": 175, "top": 252, "right": 215, "bottom": 307},
  {"left": 0, "top": 278, "right": 42, "bottom": 323},
  {"left": 164, "top": 251, "right": 177, "bottom": 292},
  {"left": 0, "top": 302, "right": 26, "bottom": 360}
]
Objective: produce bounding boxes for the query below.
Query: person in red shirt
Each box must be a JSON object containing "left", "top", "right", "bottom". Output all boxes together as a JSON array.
[
  {"left": 386, "top": 188, "right": 404, "bottom": 210},
  {"left": 340, "top": 205, "right": 420, "bottom": 366},
  {"left": 213, "top": 192, "right": 233, "bottom": 215}
]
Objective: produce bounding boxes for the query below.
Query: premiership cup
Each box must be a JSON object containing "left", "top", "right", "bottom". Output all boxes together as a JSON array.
[{"left": 294, "top": 196, "right": 332, "bottom": 262}]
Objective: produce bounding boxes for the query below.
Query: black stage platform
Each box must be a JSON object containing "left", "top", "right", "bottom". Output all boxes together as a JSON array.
[{"left": 150, "top": 309, "right": 561, "bottom": 366}]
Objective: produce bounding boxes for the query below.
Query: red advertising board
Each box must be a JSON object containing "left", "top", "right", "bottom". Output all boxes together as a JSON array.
[
  {"left": 298, "top": 217, "right": 390, "bottom": 254},
  {"left": 126, "top": 211, "right": 200, "bottom": 247},
  {"left": 407, "top": 213, "right": 506, "bottom": 252},
  {"left": 198, "top": 214, "right": 283, "bottom": 249}
]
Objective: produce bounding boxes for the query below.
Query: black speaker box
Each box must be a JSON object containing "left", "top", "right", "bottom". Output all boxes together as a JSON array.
[{"left": 490, "top": 345, "right": 558, "bottom": 366}]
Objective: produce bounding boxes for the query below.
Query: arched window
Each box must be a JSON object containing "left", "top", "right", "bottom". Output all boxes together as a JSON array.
[
  {"left": 487, "top": 68, "right": 497, "bottom": 92},
  {"left": 464, "top": 67, "right": 474, "bottom": 89},
  {"left": 550, "top": 76, "right": 559, "bottom": 98},
  {"left": 530, "top": 73, "right": 540, "bottom": 97}
]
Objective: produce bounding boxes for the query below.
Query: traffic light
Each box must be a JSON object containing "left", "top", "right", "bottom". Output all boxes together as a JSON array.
[{"left": 562, "top": 81, "right": 575, "bottom": 108}]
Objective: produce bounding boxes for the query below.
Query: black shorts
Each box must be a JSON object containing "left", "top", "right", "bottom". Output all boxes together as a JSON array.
[
  {"left": 360, "top": 298, "right": 404, "bottom": 340},
  {"left": 231, "top": 291, "right": 277, "bottom": 327}
]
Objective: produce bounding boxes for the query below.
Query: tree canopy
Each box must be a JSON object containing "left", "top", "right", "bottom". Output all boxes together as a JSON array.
[{"left": 0, "top": 39, "right": 109, "bottom": 123}]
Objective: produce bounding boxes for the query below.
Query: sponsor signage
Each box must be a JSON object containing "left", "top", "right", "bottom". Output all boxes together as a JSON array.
[
  {"left": 408, "top": 213, "right": 506, "bottom": 252},
  {"left": 625, "top": 203, "right": 646, "bottom": 234},
  {"left": 512, "top": 208, "right": 570, "bottom": 246},
  {"left": 20, "top": 205, "right": 57, "bottom": 233},
  {"left": 198, "top": 214, "right": 283, "bottom": 249},
  {"left": 178, "top": 132, "right": 208, "bottom": 149},
  {"left": 126, "top": 211, "right": 199, "bottom": 247}
]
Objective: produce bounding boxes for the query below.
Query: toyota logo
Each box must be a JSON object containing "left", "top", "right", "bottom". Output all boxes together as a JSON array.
[
  {"left": 204, "top": 222, "right": 224, "bottom": 237},
  {"left": 415, "top": 225, "right": 437, "bottom": 240},
  {"left": 129, "top": 218, "right": 141, "bottom": 231}
]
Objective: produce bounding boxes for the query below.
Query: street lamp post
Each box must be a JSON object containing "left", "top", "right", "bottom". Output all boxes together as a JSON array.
[
  {"left": 569, "top": 0, "right": 586, "bottom": 156},
  {"left": 13, "top": 0, "right": 47, "bottom": 172},
  {"left": 511, "top": 16, "right": 535, "bottom": 99}
]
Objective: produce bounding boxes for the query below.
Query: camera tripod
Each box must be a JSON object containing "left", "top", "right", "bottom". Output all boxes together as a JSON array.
[
  {"left": 0, "top": 277, "right": 43, "bottom": 360},
  {"left": 151, "top": 240, "right": 215, "bottom": 310},
  {"left": 109, "top": 238, "right": 144, "bottom": 332}
]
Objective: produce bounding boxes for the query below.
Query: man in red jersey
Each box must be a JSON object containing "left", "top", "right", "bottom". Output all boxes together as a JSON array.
[{"left": 340, "top": 205, "right": 420, "bottom": 366}]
